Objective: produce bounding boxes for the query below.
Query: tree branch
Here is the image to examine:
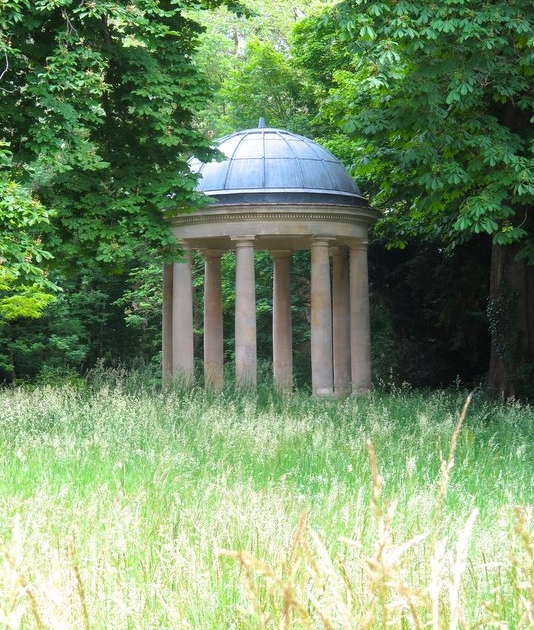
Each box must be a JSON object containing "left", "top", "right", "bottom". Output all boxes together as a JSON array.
[
  {"left": 0, "top": 52, "right": 8, "bottom": 82},
  {"left": 0, "top": 52, "right": 16, "bottom": 93}
]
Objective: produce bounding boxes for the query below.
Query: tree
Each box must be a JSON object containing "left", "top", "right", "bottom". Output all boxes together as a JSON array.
[
  {"left": 1, "top": 0, "right": 219, "bottom": 275},
  {"left": 322, "top": 0, "right": 534, "bottom": 397},
  {"left": 0, "top": 145, "right": 57, "bottom": 322},
  {"left": 219, "top": 39, "right": 317, "bottom": 135},
  {"left": 1, "top": 0, "right": 233, "bottom": 380},
  {"left": 191, "top": 0, "right": 333, "bottom": 137}
]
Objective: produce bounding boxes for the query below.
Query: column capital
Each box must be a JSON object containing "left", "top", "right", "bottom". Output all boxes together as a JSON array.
[
  {"left": 330, "top": 245, "right": 349, "bottom": 257},
  {"left": 177, "top": 239, "right": 192, "bottom": 250},
  {"left": 271, "top": 249, "right": 292, "bottom": 259},
  {"left": 311, "top": 236, "right": 336, "bottom": 247},
  {"left": 231, "top": 236, "right": 256, "bottom": 247},
  {"left": 201, "top": 248, "right": 224, "bottom": 259},
  {"left": 349, "top": 239, "right": 369, "bottom": 252}
]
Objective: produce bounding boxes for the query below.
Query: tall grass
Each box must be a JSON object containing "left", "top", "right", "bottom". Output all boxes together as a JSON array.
[{"left": 0, "top": 374, "right": 532, "bottom": 628}]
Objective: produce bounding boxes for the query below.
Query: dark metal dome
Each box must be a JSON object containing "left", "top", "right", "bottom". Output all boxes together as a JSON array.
[{"left": 188, "top": 125, "right": 367, "bottom": 208}]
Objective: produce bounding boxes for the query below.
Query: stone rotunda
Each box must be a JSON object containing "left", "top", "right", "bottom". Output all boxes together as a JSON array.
[{"left": 162, "top": 121, "right": 379, "bottom": 396}]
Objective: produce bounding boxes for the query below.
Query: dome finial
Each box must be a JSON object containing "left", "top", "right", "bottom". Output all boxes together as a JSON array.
[{"left": 258, "top": 117, "right": 267, "bottom": 128}]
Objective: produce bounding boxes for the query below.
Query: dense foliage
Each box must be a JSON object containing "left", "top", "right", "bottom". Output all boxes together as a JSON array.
[
  {"left": 319, "top": 0, "right": 534, "bottom": 396},
  {"left": 2, "top": 0, "right": 220, "bottom": 265},
  {"left": 323, "top": 1, "right": 534, "bottom": 249},
  {"left": 0, "top": 0, "right": 225, "bottom": 379},
  {"left": 190, "top": 0, "right": 328, "bottom": 137},
  {"left": 0, "top": 146, "right": 57, "bottom": 321}
]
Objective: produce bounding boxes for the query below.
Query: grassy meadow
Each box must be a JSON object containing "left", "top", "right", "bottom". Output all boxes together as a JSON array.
[{"left": 0, "top": 373, "right": 532, "bottom": 628}]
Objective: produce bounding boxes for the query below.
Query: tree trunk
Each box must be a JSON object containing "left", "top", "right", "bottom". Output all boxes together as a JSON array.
[{"left": 488, "top": 242, "right": 534, "bottom": 398}]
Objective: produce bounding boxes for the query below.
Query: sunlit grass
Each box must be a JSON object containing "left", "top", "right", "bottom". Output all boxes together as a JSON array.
[{"left": 0, "top": 376, "right": 532, "bottom": 628}]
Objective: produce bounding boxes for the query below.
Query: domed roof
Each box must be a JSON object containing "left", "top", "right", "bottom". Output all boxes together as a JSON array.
[{"left": 188, "top": 123, "right": 367, "bottom": 208}]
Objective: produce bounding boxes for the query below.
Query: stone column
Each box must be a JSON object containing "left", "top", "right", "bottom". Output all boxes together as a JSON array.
[
  {"left": 162, "top": 262, "right": 173, "bottom": 387},
  {"left": 311, "top": 238, "right": 333, "bottom": 396},
  {"left": 332, "top": 246, "right": 351, "bottom": 396},
  {"left": 272, "top": 250, "right": 293, "bottom": 392},
  {"left": 172, "top": 244, "right": 195, "bottom": 386},
  {"left": 203, "top": 250, "right": 224, "bottom": 391},
  {"left": 350, "top": 240, "right": 372, "bottom": 393},
  {"left": 234, "top": 238, "right": 257, "bottom": 388}
]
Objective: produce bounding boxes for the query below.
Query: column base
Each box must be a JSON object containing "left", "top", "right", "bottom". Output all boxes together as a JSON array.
[
  {"left": 313, "top": 387, "right": 334, "bottom": 397},
  {"left": 351, "top": 384, "right": 371, "bottom": 395},
  {"left": 171, "top": 368, "right": 195, "bottom": 389}
]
